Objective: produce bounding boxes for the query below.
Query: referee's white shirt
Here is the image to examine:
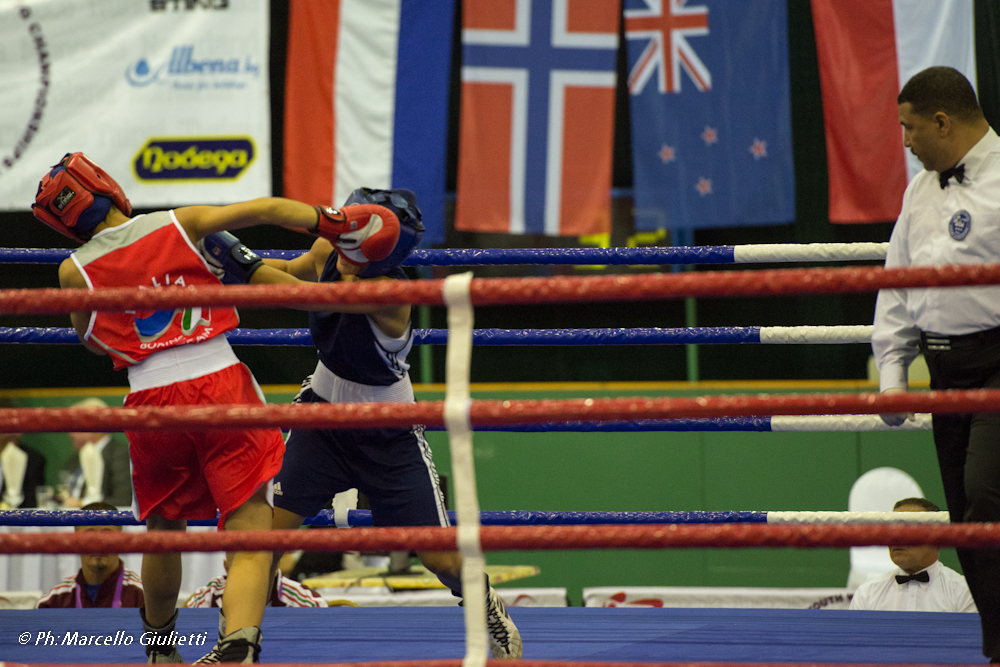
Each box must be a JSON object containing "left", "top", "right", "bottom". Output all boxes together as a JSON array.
[
  {"left": 872, "top": 128, "right": 1000, "bottom": 391},
  {"left": 850, "top": 560, "right": 977, "bottom": 613}
]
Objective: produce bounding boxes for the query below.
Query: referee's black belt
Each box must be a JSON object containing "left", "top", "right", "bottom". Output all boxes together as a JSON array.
[{"left": 921, "top": 325, "right": 1000, "bottom": 351}]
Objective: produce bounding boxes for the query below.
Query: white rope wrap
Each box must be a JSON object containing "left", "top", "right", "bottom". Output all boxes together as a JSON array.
[
  {"left": 759, "top": 325, "right": 873, "bottom": 344},
  {"left": 733, "top": 242, "right": 889, "bottom": 263},
  {"left": 442, "top": 272, "right": 487, "bottom": 667},
  {"left": 767, "top": 511, "right": 950, "bottom": 524},
  {"left": 770, "top": 414, "right": 931, "bottom": 432}
]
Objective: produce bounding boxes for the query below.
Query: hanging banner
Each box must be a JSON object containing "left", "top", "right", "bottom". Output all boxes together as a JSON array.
[
  {"left": 812, "top": 0, "right": 975, "bottom": 223},
  {"left": 454, "top": 0, "right": 620, "bottom": 237},
  {"left": 283, "top": 0, "right": 456, "bottom": 245},
  {"left": 624, "top": 0, "right": 796, "bottom": 230},
  {"left": 0, "top": 0, "right": 270, "bottom": 211}
]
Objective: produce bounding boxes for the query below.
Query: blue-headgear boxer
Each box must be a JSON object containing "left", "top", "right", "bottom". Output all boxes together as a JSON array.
[
  {"left": 342, "top": 188, "right": 424, "bottom": 278},
  {"left": 32, "top": 152, "right": 132, "bottom": 243}
]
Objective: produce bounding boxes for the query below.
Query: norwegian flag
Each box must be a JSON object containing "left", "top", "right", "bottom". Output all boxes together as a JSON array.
[
  {"left": 455, "top": 0, "right": 619, "bottom": 236},
  {"left": 624, "top": 0, "right": 795, "bottom": 230}
]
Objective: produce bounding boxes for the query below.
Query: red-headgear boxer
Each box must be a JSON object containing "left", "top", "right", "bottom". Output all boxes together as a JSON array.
[{"left": 32, "top": 152, "right": 132, "bottom": 243}]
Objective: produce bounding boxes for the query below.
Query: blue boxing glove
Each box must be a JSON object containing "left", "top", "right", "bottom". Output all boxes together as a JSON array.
[{"left": 198, "top": 231, "right": 264, "bottom": 285}]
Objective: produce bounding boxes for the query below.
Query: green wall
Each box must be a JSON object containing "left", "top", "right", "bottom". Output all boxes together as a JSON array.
[
  {"left": 8, "top": 385, "right": 951, "bottom": 606},
  {"left": 419, "top": 388, "right": 954, "bottom": 605}
]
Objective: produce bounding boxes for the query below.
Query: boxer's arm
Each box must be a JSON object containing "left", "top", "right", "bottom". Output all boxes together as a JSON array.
[
  {"left": 262, "top": 238, "right": 333, "bottom": 283},
  {"left": 250, "top": 262, "right": 411, "bottom": 337},
  {"left": 57, "top": 259, "right": 104, "bottom": 356},
  {"left": 174, "top": 197, "right": 318, "bottom": 243}
]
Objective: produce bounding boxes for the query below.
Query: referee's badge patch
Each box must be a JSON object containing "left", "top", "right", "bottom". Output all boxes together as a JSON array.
[{"left": 949, "top": 210, "right": 971, "bottom": 240}]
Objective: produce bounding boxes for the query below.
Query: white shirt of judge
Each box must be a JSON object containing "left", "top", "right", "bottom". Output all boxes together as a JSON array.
[
  {"left": 872, "top": 127, "right": 1000, "bottom": 391},
  {"left": 850, "top": 501, "right": 976, "bottom": 613},
  {"left": 850, "top": 560, "right": 977, "bottom": 613}
]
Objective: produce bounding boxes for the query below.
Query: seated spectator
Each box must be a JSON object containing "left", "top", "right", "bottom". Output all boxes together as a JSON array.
[
  {"left": 61, "top": 397, "right": 133, "bottom": 508},
  {"left": 850, "top": 497, "right": 977, "bottom": 612},
  {"left": 186, "top": 557, "right": 327, "bottom": 609},
  {"left": 36, "top": 502, "right": 143, "bottom": 608},
  {"left": 0, "top": 398, "right": 47, "bottom": 510}
]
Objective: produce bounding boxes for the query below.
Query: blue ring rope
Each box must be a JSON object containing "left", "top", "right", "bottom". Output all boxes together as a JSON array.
[
  {"left": 0, "top": 509, "right": 767, "bottom": 527},
  {"left": 0, "top": 326, "right": 764, "bottom": 346},
  {"left": 1, "top": 247, "right": 738, "bottom": 266},
  {"left": 435, "top": 418, "right": 773, "bottom": 432}
]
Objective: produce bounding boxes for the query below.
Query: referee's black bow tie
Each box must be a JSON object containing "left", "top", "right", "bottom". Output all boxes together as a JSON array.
[
  {"left": 895, "top": 570, "right": 930, "bottom": 585},
  {"left": 939, "top": 163, "right": 965, "bottom": 188}
]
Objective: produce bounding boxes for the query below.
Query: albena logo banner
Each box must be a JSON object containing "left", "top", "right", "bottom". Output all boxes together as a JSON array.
[{"left": 125, "top": 45, "right": 262, "bottom": 89}]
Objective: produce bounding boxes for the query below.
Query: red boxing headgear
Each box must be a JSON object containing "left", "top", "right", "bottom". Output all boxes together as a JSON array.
[{"left": 32, "top": 152, "right": 132, "bottom": 242}]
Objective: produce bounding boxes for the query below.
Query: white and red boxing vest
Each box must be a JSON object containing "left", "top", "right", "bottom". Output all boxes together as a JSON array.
[{"left": 72, "top": 211, "right": 239, "bottom": 371}]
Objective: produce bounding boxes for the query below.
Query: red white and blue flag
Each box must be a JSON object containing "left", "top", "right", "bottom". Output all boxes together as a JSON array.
[
  {"left": 283, "top": 0, "right": 454, "bottom": 243},
  {"left": 455, "top": 0, "right": 620, "bottom": 236},
  {"left": 625, "top": 0, "right": 795, "bottom": 230}
]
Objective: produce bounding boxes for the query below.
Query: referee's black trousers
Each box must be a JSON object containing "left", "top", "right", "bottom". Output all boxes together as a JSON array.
[{"left": 923, "top": 328, "right": 1000, "bottom": 661}]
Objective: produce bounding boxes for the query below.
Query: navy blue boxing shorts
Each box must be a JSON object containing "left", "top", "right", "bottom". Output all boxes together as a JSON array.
[{"left": 273, "top": 388, "right": 450, "bottom": 527}]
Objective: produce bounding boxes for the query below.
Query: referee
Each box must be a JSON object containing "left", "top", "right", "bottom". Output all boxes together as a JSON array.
[{"left": 872, "top": 66, "right": 1000, "bottom": 663}]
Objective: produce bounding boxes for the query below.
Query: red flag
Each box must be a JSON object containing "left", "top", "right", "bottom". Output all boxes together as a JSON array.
[{"left": 811, "top": 0, "right": 975, "bottom": 223}]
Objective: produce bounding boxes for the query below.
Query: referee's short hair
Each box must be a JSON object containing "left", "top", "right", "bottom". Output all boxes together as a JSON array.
[
  {"left": 898, "top": 66, "right": 984, "bottom": 123},
  {"left": 893, "top": 497, "right": 940, "bottom": 512}
]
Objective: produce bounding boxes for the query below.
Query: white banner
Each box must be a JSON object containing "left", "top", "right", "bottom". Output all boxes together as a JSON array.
[{"left": 0, "top": 0, "right": 270, "bottom": 211}]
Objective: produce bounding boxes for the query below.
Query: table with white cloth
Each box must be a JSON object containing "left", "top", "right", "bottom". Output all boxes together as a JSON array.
[
  {"left": 583, "top": 586, "right": 854, "bottom": 609},
  {"left": 0, "top": 525, "right": 226, "bottom": 604},
  {"left": 315, "top": 586, "right": 568, "bottom": 608}
]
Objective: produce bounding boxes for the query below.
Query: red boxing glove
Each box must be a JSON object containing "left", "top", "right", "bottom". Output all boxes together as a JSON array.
[{"left": 313, "top": 204, "right": 401, "bottom": 265}]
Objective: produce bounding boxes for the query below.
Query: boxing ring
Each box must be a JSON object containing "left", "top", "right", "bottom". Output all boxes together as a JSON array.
[{"left": 2, "top": 242, "right": 1000, "bottom": 665}]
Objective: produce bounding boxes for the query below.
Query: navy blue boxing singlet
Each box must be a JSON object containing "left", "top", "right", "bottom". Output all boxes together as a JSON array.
[{"left": 309, "top": 255, "right": 412, "bottom": 387}]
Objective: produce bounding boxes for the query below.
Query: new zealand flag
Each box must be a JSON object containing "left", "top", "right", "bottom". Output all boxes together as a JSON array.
[{"left": 625, "top": 0, "right": 795, "bottom": 230}]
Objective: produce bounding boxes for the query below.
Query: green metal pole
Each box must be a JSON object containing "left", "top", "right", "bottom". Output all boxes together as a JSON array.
[
  {"left": 416, "top": 265, "right": 434, "bottom": 385},
  {"left": 419, "top": 305, "right": 433, "bottom": 385},
  {"left": 685, "top": 294, "right": 699, "bottom": 383},
  {"left": 672, "top": 228, "right": 700, "bottom": 383}
]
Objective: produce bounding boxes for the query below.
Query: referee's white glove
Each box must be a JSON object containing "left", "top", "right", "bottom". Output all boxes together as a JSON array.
[{"left": 879, "top": 387, "right": 915, "bottom": 427}]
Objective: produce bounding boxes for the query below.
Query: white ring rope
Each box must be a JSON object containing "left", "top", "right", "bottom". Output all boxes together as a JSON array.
[
  {"left": 759, "top": 325, "right": 874, "bottom": 344},
  {"left": 767, "top": 511, "right": 950, "bottom": 524},
  {"left": 732, "top": 242, "right": 889, "bottom": 263},
  {"left": 770, "top": 414, "right": 931, "bottom": 432},
  {"left": 442, "top": 272, "right": 486, "bottom": 667}
]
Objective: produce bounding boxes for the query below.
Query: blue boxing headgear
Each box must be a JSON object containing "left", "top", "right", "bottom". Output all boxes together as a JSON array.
[{"left": 343, "top": 188, "right": 424, "bottom": 278}]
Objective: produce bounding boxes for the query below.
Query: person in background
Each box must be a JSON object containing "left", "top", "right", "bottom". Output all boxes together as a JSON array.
[
  {"left": 0, "top": 398, "right": 47, "bottom": 510},
  {"left": 871, "top": 66, "right": 1000, "bottom": 660},
  {"left": 186, "top": 556, "right": 327, "bottom": 609},
  {"left": 850, "top": 498, "right": 976, "bottom": 613},
  {"left": 36, "top": 501, "right": 144, "bottom": 609},
  {"left": 62, "top": 397, "right": 133, "bottom": 508}
]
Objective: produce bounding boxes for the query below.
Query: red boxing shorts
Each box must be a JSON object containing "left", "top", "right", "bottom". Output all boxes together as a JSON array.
[{"left": 125, "top": 362, "right": 285, "bottom": 528}]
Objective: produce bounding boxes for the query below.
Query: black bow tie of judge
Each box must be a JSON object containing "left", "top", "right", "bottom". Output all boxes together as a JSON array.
[
  {"left": 939, "top": 163, "right": 965, "bottom": 188},
  {"left": 895, "top": 570, "right": 930, "bottom": 585}
]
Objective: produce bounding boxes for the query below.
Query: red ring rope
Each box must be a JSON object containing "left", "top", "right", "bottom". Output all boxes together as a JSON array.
[
  {"left": 3, "top": 523, "right": 999, "bottom": 555},
  {"left": 0, "top": 663, "right": 943, "bottom": 667},
  {"left": 2, "top": 264, "right": 1000, "bottom": 314},
  {"left": 0, "top": 390, "right": 996, "bottom": 432}
]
